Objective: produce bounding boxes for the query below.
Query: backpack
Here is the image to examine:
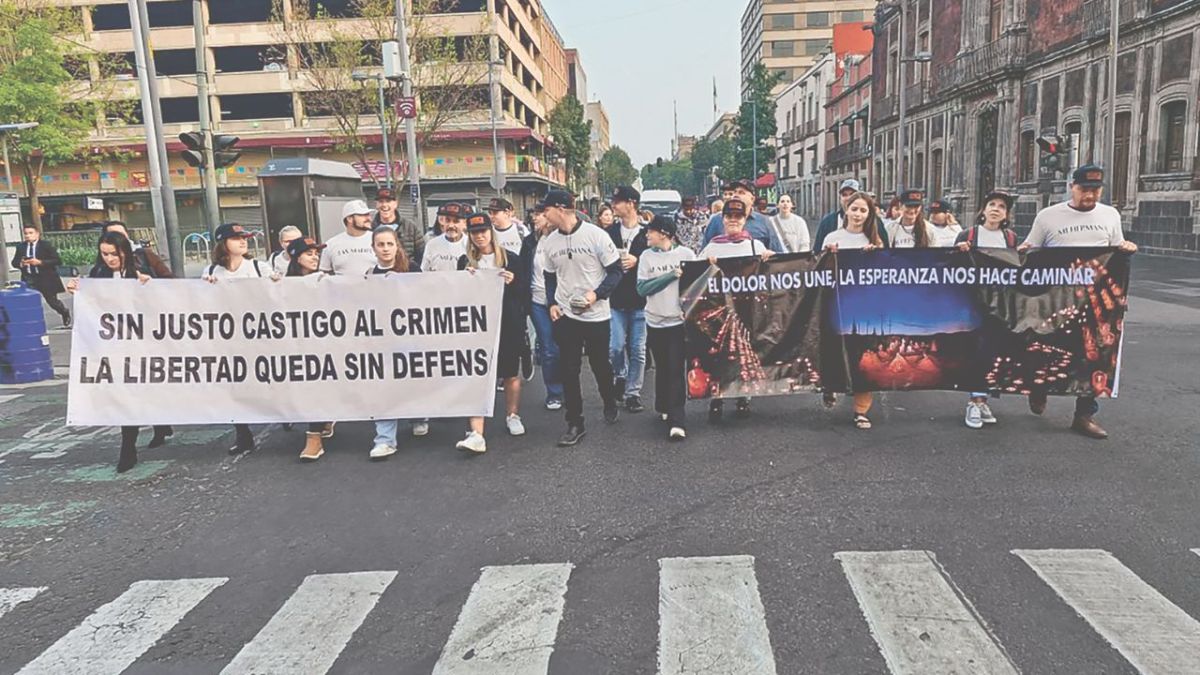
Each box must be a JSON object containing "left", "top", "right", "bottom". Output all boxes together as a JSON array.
[
  {"left": 966, "top": 226, "right": 1017, "bottom": 249},
  {"left": 206, "top": 259, "right": 265, "bottom": 278}
]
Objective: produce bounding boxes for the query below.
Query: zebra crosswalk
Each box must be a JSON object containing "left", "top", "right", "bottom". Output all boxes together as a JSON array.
[{"left": 3, "top": 548, "right": 1200, "bottom": 674}]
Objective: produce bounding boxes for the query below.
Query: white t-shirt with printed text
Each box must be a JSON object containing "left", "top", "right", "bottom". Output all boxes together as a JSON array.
[
  {"left": 493, "top": 225, "right": 525, "bottom": 256},
  {"left": 822, "top": 229, "right": 872, "bottom": 250},
  {"left": 420, "top": 234, "right": 469, "bottom": 272},
  {"left": 318, "top": 231, "right": 376, "bottom": 275},
  {"left": 207, "top": 257, "right": 267, "bottom": 280},
  {"left": 530, "top": 236, "right": 551, "bottom": 306},
  {"left": 1024, "top": 200, "right": 1125, "bottom": 248},
  {"left": 699, "top": 239, "right": 761, "bottom": 260},
  {"left": 542, "top": 221, "right": 621, "bottom": 322},
  {"left": 886, "top": 222, "right": 919, "bottom": 249},
  {"left": 638, "top": 246, "right": 696, "bottom": 329},
  {"left": 929, "top": 224, "right": 963, "bottom": 248}
]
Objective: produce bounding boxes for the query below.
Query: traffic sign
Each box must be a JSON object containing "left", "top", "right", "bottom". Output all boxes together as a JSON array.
[
  {"left": 489, "top": 174, "right": 507, "bottom": 191},
  {"left": 410, "top": 183, "right": 420, "bottom": 204},
  {"left": 396, "top": 97, "right": 417, "bottom": 120}
]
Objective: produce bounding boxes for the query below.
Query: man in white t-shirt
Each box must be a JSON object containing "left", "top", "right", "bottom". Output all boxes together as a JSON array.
[
  {"left": 541, "top": 189, "right": 624, "bottom": 446},
  {"left": 486, "top": 197, "right": 529, "bottom": 255},
  {"left": 319, "top": 200, "right": 377, "bottom": 275},
  {"left": 927, "top": 199, "right": 963, "bottom": 247},
  {"left": 420, "top": 202, "right": 470, "bottom": 272},
  {"left": 269, "top": 225, "right": 302, "bottom": 275},
  {"left": 1019, "top": 164, "right": 1138, "bottom": 440}
]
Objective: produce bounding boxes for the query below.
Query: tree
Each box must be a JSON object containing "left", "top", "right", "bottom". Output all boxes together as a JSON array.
[
  {"left": 690, "top": 135, "right": 734, "bottom": 193},
  {"left": 731, "top": 62, "right": 784, "bottom": 181},
  {"left": 0, "top": 2, "right": 129, "bottom": 229},
  {"left": 275, "top": 0, "right": 490, "bottom": 189},
  {"left": 547, "top": 95, "right": 591, "bottom": 191},
  {"left": 596, "top": 145, "right": 636, "bottom": 195},
  {"left": 641, "top": 158, "right": 699, "bottom": 195}
]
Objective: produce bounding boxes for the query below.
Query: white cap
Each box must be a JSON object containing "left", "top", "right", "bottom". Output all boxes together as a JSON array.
[
  {"left": 341, "top": 199, "right": 371, "bottom": 220},
  {"left": 839, "top": 178, "right": 862, "bottom": 193}
]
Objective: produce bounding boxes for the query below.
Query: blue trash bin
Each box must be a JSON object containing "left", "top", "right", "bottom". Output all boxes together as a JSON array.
[{"left": 0, "top": 281, "right": 55, "bottom": 384}]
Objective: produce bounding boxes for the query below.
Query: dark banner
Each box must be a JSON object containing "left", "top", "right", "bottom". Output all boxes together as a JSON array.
[{"left": 681, "top": 248, "right": 1131, "bottom": 400}]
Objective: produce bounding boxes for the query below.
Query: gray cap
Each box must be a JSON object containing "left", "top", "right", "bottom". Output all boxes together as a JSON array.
[{"left": 839, "top": 178, "right": 862, "bottom": 193}]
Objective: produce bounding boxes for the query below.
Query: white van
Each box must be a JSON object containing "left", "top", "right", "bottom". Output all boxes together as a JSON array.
[{"left": 640, "top": 189, "right": 682, "bottom": 218}]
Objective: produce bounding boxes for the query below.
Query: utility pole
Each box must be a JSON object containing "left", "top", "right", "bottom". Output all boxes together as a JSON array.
[
  {"left": 394, "top": 0, "right": 424, "bottom": 232},
  {"left": 752, "top": 99, "right": 758, "bottom": 177},
  {"left": 1104, "top": 0, "right": 1119, "bottom": 177},
  {"left": 130, "top": 0, "right": 184, "bottom": 273},
  {"left": 896, "top": 0, "right": 907, "bottom": 197},
  {"left": 193, "top": 0, "right": 220, "bottom": 237},
  {"left": 487, "top": 48, "right": 505, "bottom": 195}
]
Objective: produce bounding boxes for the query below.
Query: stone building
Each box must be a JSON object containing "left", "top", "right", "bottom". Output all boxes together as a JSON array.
[
  {"left": 824, "top": 53, "right": 873, "bottom": 212},
  {"left": 870, "top": 0, "right": 1200, "bottom": 257}
]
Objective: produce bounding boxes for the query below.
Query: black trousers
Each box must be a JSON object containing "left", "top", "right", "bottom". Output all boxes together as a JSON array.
[
  {"left": 552, "top": 315, "right": 616, "bottom": 427},
  {"left": 120, "top": 425, "right": 172, "bottom": 449},
  {"left": 647, "top": 324, "right": 686, "bottom": 427},
  {"left": 38, "top": 287, "right": 69, "bottom": 319}
]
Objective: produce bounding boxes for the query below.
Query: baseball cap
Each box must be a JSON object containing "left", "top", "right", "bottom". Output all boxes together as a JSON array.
[
  {"left": 983, "top": 189, "right": 1016, "bottom": 207},
  {"left": 900, "top": 189, "right": 924, "bottom": 207},
  {"left": 754, "top": 196, "right": 769, "bottom": 208},
  {"left": 682, "top": 196, "right": 696, "bottom": 207},
  {"left": 286, "top": 236, "right": 326, "bottom": 259},
  {"left": 437, "top": 202, "right": 466, "bottom": 218},
  {"left": 465, "top": 212, "right": 491, "bottom": 232},
  {"left": 1072, "top": 164, "right": 1105, "bottom": 188},
  {"left": 646, "top": 215, "right": 677, "bottom": 238},
  {"left": 214, "top": 223, "right": 253, "bottom": 242},
  {"left": 611, "top": 185, "right": 641, "bottom": 204},
  {"left": 341, "top": 199, "right": 371, "bottom": 220},
  {"left": 839, "top": 178, "right": 862, "bottom": 194},
  {"left": 376, "top": 188, "right": 396, "bottom": 201},
  {"left": 928, "top": 199, "right": 952, "bottom": 214},
  {"left": 722, "top": 200, "right": 748, "bottom": 218},
  {"left": 487, "top": 197, "right": 513, "bottom": 211},
  {"left": 541, "top": 189, "right": 576, "bottom": 210},
  {"left": 728, "top": 179, "right": 756, "bottom": 194}
]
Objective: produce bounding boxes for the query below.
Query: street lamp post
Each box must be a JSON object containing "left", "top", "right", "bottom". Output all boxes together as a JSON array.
[
  {"left": 879, "top": 0, "right": 932, "bottom": 197},
  {"left": 1104, "top": 0, "right": 1120, "bottom": 179},
  {"left": 487, "top": 57, "right": 506, "bottom": 194},
  {"left": 353, "top": 72, "right": 393, "bottom": 190},
  {"left": 393, "top": 0, "right": 424, "bottom": 232}
]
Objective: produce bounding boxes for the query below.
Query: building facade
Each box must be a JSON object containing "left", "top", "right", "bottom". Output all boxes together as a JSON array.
[
  {"left": 21, "top": 0, "right": 572, "bottom": 233},
  {"left": 740, "top": 0, "right": 877, "bottom": 96},
  {"left": 871, "top": 0, "right": 1200, "bottom": 257},
  {"left": 824, "top": 52, "right": 873, "bottom": 211},
  {"left": 775, "top": 52, "right": 836, "bottom": 221},
  {"left": 582, "top": 100, "right": 610, "bottom": 204}
]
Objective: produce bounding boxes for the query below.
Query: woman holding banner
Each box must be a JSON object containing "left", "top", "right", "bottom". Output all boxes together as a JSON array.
[
  {"left": 282, "top": 236, "right": 338, "bottom": 461},
  {"left": 824, "top": 193, "right": 887, "bottom": 430},
  {"left": 637, "top": 215, "right": 695, "bottom": 441},
  {"left": 66, "top": 232, "right": 171, "bottom": 473},
  {"left": 455, "top": 212, "right": 526, "bottom": 454},
  {"left": 203, "top": 223, "right": 272, "bottom": 454},
  {"left": 365, "top": 226, "right": 417, "bottom": 461}
]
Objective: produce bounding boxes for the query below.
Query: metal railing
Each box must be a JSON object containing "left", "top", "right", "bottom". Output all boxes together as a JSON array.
[
  {"left": 934, "top": 31, "right": 1029, "bottom": 95},
  {"left": 826, "top": 141, "right": 871, "bottom": 166},
  {"left": 1082, "top": 0, "right": 1142, "bottom": 39}
]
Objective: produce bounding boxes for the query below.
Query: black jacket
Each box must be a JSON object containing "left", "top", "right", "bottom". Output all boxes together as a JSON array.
[
  {"left": 373, "top": 211, "right": 426, "bottom": 266},
  {"left": 11, "top": 239, "right": 65, "bottom": 295},
  {"left": 457, "top": 250, "right": 527, "bottom": 333},
  {"left": 605, "top": 222, "right": 649, "bottom": 310}
]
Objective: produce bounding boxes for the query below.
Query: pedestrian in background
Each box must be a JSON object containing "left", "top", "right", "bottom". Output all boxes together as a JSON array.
[
  {"left": 281, "top": 236, "right": 336, "bottom": 461},
  {"left": 928, "top": 199, "right": 964, "bottom": 247},
  {"left": 607, "top": 186, "right": 650, "bottom": 413},
  {"left": 674, "top": 195, "right": 707, "bottom": 252},
  {"left": 886, "top": 189, "right": 933, "bottom": 249},
  {"left": 770, "top": 195, "right": 811, "bottom": 253},
  {"left": 66, "top": 231, "right": 166, "bottom": 473},
  {"left": 372, "top": 188, "right": 425, "bottom": 266},
  {"left": 522, "top": 203, "right": 564, "bottom": 411},
  {"left": 637, "top": 215, "right": 695, "bottom": 441},
  {"left": 700, "top": 179, "right": 784, "bottom": 252},
  {"left": 100, "top": 221, "right": 173, "bottom": 279},
  {"left": 812, "top": 178, "right": 861, "bottom": 252},
  {"left": 268, "top": 225, "right": 302, "bottom": 276},
  {"left": 596, "top": 203, "right": 615, "bottom": 228},
  {"left": 486, "top": 197, "right": 529, "bottom": 255},
  {"left": 457, "top": 212, "right": 526, "bottom": 453},
  {"left": 12, "top": 225, "right": 70, "bottom": 329},
  {"left": 421, "top": 203, "right": 469, "bottom": 273}
]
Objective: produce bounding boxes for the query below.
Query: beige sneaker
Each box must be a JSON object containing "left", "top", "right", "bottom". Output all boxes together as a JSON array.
[{"left": 300, "top": 432, "right": 325, "bottom": 461}]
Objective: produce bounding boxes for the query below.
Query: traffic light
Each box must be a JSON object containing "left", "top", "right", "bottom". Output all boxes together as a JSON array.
[
  {"left": 213, "top": 135, "right": 240, "bottom": 169},
  {"left": 179, "top": 132, "right": 205, "bottom": 168},
  {"left": 1036, "top": 134, "right": 1068, "bottom": 176}
]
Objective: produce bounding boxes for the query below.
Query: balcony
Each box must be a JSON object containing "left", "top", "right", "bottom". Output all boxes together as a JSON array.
[
  {"left": 904, "top": 81, "right": 930, "bottom": 109},
  {"left": 826, "top": 141, "right": 871, "bottom": 167},
  {"left": 1082, "top": 0, "right": 1142, "bottom": 40},
  {"left": 873, "top": 93, "right": 899, "bottom": 122},
  {"left": 933, "top": 31, "right": 1028, "bottom": 96}
]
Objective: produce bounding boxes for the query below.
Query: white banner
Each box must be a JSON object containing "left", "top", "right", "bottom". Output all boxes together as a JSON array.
[{"left": 66, "top": 272, "right": 504, "bottom": 426}]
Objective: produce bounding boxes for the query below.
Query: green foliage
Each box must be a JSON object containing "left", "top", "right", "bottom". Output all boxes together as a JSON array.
[
  {"left": 55, "top": 245, "right": 96, "bottom": 268},
  {"left": 641, "top": 157, "right": 699, "bottom": 195},
  {"left": 690, "top": 135, "right": 734, "bottom": 190},
  {"left": 731, "top": 62, "right": 784, "bottom": 180},
  {"left": 596, "top": 146, "right": 637, "bottom": 194},
  {"left": 548, "top": 95, "right": 592, "bottom": 191}
]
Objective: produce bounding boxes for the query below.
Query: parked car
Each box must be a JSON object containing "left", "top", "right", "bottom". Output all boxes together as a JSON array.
[{"left": 641, "top": 190, "right": 682, "bottom": 218}]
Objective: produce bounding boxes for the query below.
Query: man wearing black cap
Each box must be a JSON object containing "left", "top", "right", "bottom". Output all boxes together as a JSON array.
[
  {"left": 927, "top": 199, "right": 962, "bottom": 247},
  {"left": 607, "top": 185, "right": 651, "bottom": 413},
  {"left": 487, "top": 197, "right": 529, "bottom": 255},
  {"left": 700, "top": 179, "right": 784, "bottom": 252},
  {"left": 540, "top": 189, "right": 624, "bottom": 446},
  {"left": 372, "top": 188, "right": 425, "bottom": 266},
  {"left": 421, "top": 202, "right": 470, "bottom": 272},
  {"left": 1020, "top": 164, "right": 1138, "bottom": 440}
]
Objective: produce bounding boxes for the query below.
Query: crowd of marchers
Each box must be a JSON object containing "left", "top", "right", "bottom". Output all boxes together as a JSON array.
[{"left": 13, "top": 166, "right": 1135, "bottom": 475}]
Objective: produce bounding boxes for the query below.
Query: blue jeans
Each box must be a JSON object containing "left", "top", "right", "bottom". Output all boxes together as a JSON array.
[
  {"left": 1076, "top": 396, "right": 1099, "bottom": 417},
  {"left": 374, "top": 420, "right": 398, "bottom": 447},
  {"left": 530, "top": 303, "right": 563, "bottom": 402},
  {"left": 609, "top": 308, "right": 647, "bottom": 398}
]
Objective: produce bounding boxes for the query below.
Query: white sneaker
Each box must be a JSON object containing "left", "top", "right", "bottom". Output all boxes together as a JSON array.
[
  {"left": 506, "top": 414, "right": 526, "bottom": 436},
  {"left": 368, "top": 443, "right": 397, "bottom": 460},
  {"left": 411, "top": 422, "right": 429, "bottom": 437},
  {"left": 456, "top": 431, "right": 487, "bottom": 454},
  {"left": 978, "top": 401, "right": 998, "bottom": 424},
  {"left": 965, "top": 402, "right": 984, "bottom": 429},
  {"left": 660, "top": 413, "right": 669, "bottom": 422},
  {"left": 545, "top": 399, "right": 563, "bottom": 411},
  {"left": 669, "top": 427, "right": 687, "bottom": 440}
]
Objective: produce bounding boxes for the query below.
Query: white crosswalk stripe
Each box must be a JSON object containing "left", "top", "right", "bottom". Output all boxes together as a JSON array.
[
  {"left": 1015, "top": 549, "right": 1200, "bottom": 674},
  {"left": 432, "top": 563, "right": 573, "bottom": 675},
  {"left": 16, "top": 577, "right": 227, "bottom": 675},
  {"left": 836, "top": 550, "right": 1019, "bottom": 675},
  {"left": 220, "top": 571, "right": 396, "bottom": 675},
  {"left": 0, "top": 587, "right": 45, "bottom": 621},
  {"left": 658, "top": 555, "right": 777, "bottom": 675}
]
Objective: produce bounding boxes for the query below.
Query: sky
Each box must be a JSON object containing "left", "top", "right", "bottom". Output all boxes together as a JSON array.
[{"left": 542, "top": 0, "right": 744, "bottom": 169}]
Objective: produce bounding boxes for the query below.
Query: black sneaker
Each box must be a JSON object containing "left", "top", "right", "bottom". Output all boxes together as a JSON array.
[
  {"left": 708, "top": 400, "right": 723, "bottom": 424},
  {"left": 625, "top": 396, "right": 645, "bottom": 413},
  {"left": 147, "top": 426, "right": 174, "bottom": 449},
  {"left": 61, "top": 312, "right": 72, "bottom": 330},
  {"left": 229, "top": 427, "right": 255, "bottom": 455},
  {"left": 614, "top": 377, "right": 626, "bottom": 398},
  {"left": 557, "top": 425, "right": 586, "bottom": 447},
  {"left": 735, "top": 399, "right": 751, "bottom": 419},
  {"left": 604, "top": 400, "right": 620, "bottom": 423}
]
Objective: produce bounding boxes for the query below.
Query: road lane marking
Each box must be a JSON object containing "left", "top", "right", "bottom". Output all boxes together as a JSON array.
[
  {"left": 658, "top": 555, "right": 777, "bottom": 675},
  {"left": 836, "top": 550, "right": 1018, "bottom": 675},
  {"left": 1015, "top": 549, "right": 1200, "bottom": 674},
  {"left": 17, "top": 577, "right": 227, "bottom": 675},
  {"left": 432, "top": 563, "right": 573, "bottom": 675},
  {"left": 0, "top": 587, "right": 46, "bottom": 620},
  {"left": 220, "top": 571, "right": 395, "bottom": 675}
]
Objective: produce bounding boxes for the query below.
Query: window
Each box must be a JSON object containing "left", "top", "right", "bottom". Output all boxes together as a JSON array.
[
  {"left": 154, "top": 50, "right": 196, "bottom": 77},
  {"left": 1064, "top": 69, "right": 1086, "bottom": 108},
  {"left": 215, "top": 46, "right": 285, "bottom": 74},
  {"left": 915, "top": 152, "right": 925, "bottom": 188},
  {"left": 1040, "top": 76, "right": 1060, "bottom": 130},
  {"left": 145, "top": 1, "right": 191, "bottom": 28},
  {"left": 841, "top": 10, "right": 865, "bottom": 22},
  {"left": 806, "top": 12, "right": 830, "bottom": 28},
  {"left": 161, "top": 97, "right": 200, "bottom": 124},
  {"left": 771, "top": 41, "right": 795, "bottom": 58},
  {"left": 988, "top": 0, "right": 1003, "bottom": 42},
  {"left": 1020, "top": 130, "right": 1036, "bottom": 182},
  {"left": 1065, "top": 121, "right": 1082, "bottom": 173},
  {"left": 1022, "top": 82, "right": 1038, "bottom": 117},
  {"left": 222, "top": 93, "right": 294, "bottom": 121},
  {"left": 91, "top": 5, "right": 131, "bottom": 31},
  {"left": 804, "top": 39, "right": 829, "bottom": 56},
  {"left": 1160, "top": 34, "right": 1193, "bottom": 84},
  {"left": 931, "top": 149, "right": 944, "bottom": 197},
  {"left": 1159, "top": 101, "right": 1187, "bottom": 173},
  {"left": 209, "top": 0, "right": 272, "bottom": 23},
  {"left": 769, "top": 14, "right": 795, "bottom": 30}
]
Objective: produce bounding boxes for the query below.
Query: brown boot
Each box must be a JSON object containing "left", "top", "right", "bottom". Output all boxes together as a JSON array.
[
  {"left": 1028, "top": 392, "right": 1047, "bottom": 416},
  {"left": 299, "top": 432, "right": 325, "bottom": 461},
  {"left": 1071, "top": 415, "right": 1109, "bottom": 440}
]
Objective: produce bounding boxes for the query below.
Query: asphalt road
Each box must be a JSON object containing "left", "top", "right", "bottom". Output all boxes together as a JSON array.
[{"left": 1, "top": 254, "right": 1198, "bottom": 674}]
